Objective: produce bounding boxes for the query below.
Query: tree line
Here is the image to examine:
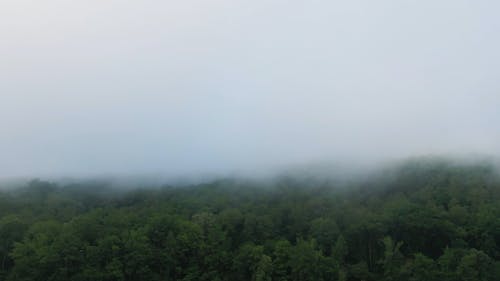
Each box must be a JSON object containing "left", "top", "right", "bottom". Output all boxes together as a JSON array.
[{"left": 1, "top": 158, "right": 500, "bottom": 280}]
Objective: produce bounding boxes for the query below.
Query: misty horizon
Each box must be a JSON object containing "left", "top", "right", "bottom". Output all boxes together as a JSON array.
[{"left": 1, "top": 1, "right": 499, "bottom": 179}]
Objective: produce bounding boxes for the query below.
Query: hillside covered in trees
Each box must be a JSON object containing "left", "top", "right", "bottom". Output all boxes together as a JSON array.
[{"left": 1, "top": 158, "right": 500, "bottom": 281}]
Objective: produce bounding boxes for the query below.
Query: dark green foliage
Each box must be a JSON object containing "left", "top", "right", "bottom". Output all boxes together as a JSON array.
[{"left": 1, "top": 159, "right": 500, "bottom": 280}]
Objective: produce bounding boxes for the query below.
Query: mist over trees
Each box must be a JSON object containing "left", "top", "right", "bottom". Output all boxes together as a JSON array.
[
  {"left": 1, "top": 158, "right": 500, "bottom": 281},
  {"left": 2, "top": 1, "right": 499, "bottom": 280}
]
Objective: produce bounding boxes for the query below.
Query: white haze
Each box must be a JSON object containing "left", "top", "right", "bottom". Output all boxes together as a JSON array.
[{"left": 1, "top": 0, "right": 499, "bottom": 178}]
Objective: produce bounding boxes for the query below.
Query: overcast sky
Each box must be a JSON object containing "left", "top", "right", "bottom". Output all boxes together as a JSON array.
[{"left": 1, "top": 0, "right": 499, "bottom": 178}]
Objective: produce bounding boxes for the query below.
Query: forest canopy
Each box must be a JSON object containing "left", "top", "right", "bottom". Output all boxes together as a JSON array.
[{"left": 1, "top": 158, "right": 500, "bottom": 281}]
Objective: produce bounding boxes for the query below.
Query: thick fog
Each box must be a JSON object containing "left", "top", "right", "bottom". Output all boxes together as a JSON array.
[{"left": 1, "top": 0, "right": 499, "bottom": 178}]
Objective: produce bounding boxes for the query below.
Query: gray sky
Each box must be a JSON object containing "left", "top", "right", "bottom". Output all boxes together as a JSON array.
[{"left": 1, "top": 0, "right": 499, "bottom": 178}]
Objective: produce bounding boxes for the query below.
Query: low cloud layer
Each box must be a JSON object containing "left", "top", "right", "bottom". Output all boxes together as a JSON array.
[{"left": 1, "top": 0, "right": 499, "bottom": 178}]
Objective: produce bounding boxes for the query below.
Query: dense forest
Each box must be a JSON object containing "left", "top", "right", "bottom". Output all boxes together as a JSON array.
[{"left": 1, "top": 158, "right": 500, "bottom": 281}]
